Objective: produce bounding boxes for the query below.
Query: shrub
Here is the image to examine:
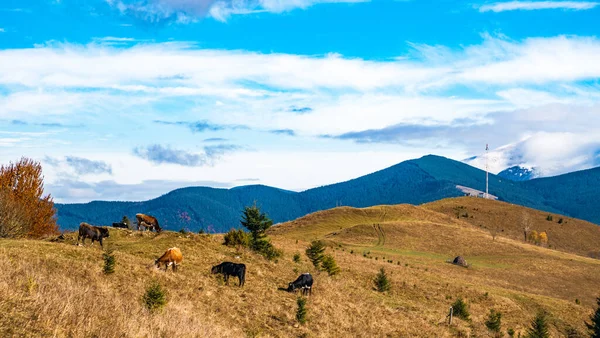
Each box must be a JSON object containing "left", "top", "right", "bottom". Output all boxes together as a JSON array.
[
  {"left": 293, "top": 253, "right": 301, "bottom": 263},
  {"left": 253, "top": 239, "right": 282, "bottom": 261},
  {"left": 507, "top": 328, "right": 515, "bottom": 337},
  {"left": 528, "top": 230, "right": 540, "bottom": 244},
  {"left": 179, "top": 228, "right": 188, "bottom": 234},
  {"left": 142, "top": 280, "right": 167, "bottom": 312},
  {"left": 575, "top": 298, "right": 580, "bottom": 305},
  {"left": 103, "top": 246, "right": 116, "bottom": 275},
  {"left": 373, "top": 268, "right": 391, "bottom": 292},
  {"left": 546, "top": 215, "right": 553, "bottom": 221},
  {"left": 525, "top": 311, "right": 550, "bottom": 338},
  {"left": 587, "top": 297, "right": 600, "bottom": 338},
  {"left": 451, "top": 298, "right": 470, "bottom": 321},
  {"left": 223, "top": 229, "right": 250, "bottom": 248},
  {"left": 321, "top": 254, "right": 340, "bottom": 276},
  {"left": 539, "top": 232, "right": 548, "bottom": 246},
  {"left": 296, "top": 297, "right": 307, "bottom": 324},
  {"left": 0, "top": 158, "right": 57, "bottom": 238},
  {"left": 306, "top": 240, "right": 326, "bottom": 268},
  {"left": 485, "top": 309, "right": 502, "bottom": 336},
  {"left": 558, "top": 218, "right": 564, "bottom": 224}
]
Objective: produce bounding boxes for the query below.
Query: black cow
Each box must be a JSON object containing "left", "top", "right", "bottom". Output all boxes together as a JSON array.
[
  {"left": 211, "top": 262, "right": 246, "bottom": 287},
  {"left": 77, "top": 222, "right": 109, "bottom": 248},
  {"left": 112, "top": 222, "right": 128, "bottom": 229},
  {"left": 287, "top": 273, "right": 313, "bottom": 296}
]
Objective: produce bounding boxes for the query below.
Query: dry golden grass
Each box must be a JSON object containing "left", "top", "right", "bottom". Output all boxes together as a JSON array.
[
  {"left": 423, "top": 197, "right": 600, "bottom": 257},
  {"left": 1, "top": 198, "right": 599, "bottom": 337}
]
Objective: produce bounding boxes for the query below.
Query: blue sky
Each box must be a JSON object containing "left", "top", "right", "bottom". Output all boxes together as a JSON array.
[{"left": 1, "top": 0, "right": 600, "bottom": 202}]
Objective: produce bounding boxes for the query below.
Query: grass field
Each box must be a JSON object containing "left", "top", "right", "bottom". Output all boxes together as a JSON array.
[{"left": 1, "top": 197, "right": 599, "bottom": 337}]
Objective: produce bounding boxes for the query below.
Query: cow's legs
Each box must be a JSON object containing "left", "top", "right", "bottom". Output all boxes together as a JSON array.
[{"left": 224, "top": 274, "right": 229, "bottom": 285}]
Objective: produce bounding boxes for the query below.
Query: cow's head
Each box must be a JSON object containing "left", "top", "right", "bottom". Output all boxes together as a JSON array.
[
  {"left": 211, "top": 265, "right": 219, "bottom": 274},
  {"left": 99, "top": 227, "right": 110, "bottom": 238},
  {"left": 287, "top": 283, "right": 296, "bottom": 292}
]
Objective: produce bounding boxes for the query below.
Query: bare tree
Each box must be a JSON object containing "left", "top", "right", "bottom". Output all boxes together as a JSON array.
[
  {"left": 522, "top": 212, "right": 532, "bottom": 242},
  {"left": 490, "top": 228, "right": 499, "bottom": 241}
]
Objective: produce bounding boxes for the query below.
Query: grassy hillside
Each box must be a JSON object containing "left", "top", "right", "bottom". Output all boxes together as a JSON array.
[
  {"left": 55, "top": 155, "right": 600, "bottom": 232},
  {"left": 3, "top": 199, "right": 600, "bottom": 337},
  {"left": 423, "top": 197, "right": 600, "bottom": 258}
]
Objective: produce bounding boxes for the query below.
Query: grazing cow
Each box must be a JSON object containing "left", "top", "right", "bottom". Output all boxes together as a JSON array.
[
  {"left": 136, "top": 213, "right": 162, "bottom": 233},
  {"left": 155, "top": 247, "right": 183, "bottom": 272},
  {"left": 77, "top": 222, "right": 109, "bottom": 248},
  {"left": 211, "top": 262, "right": 246, "bottom": 287},
  {"left": 112, "top": 222, "right": 128, "bottom": 229},
  {"left": 287, "top": 273, "right": 313, "bottom": 296}
]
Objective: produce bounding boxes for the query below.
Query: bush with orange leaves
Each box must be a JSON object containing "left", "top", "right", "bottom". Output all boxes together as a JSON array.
[{"left": 0, "top": 157, "right": 58, "bottom": 238}]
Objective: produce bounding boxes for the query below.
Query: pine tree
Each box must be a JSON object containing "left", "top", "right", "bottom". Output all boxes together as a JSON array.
[
  {"left": 306, "top": 240, "right": 326, "bottom": 269},
  {"left": 239, "top": 204, "right": 281, "bottom": 260},
  {"left": 240, "top": 203, "right": 273, "bottom": 247},
  {"left": 296, "top": 297, "right": 307, "bottom": 324},
  {"left": 451, "top": 298, "right": 470, "bottom": 321},
  {"left": 142, "top": 280, "right": 167, "bottom": 312},
  {"left": 587, "top": 297, "right": 600, "bottom": 338},
  {"left": 373, "top": 268, "right": 391, "bottom": 292},
  {"left": 525, "top": 311, "right": 550, "bottom": 338},
  {"left": 485, "top": 309, "right": 502, "bottom": 336},
  {"left": 103, "top": 246, "right": 116, "bottom": 274},
  {"left": 321, "top": 254, "right": 340, "bottom": 276}
]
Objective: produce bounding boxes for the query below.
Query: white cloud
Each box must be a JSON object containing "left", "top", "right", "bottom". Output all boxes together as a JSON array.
[
  {"left": 0, "top": 28, "right": 5, "bottom": 33},
  {"left": 1, "top": 35, "right": 600, "bottom": 94},
  {"left": 106, "top": 0, "right": 369, "bottom": 23},
  {"left": 479, "top": 1, "right": 599, "bottom": 13},
  {"left": 3, "top": 34, "right": 600, "bottom": 201}
]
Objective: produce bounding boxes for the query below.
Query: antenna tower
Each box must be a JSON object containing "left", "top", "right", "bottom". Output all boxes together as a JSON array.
[{"left": 485, "top": 143, "right": 489, "bottom": 199}]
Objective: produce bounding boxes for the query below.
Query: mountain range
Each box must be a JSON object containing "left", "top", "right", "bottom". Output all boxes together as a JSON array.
[{"left": 55, "top": 155, "right": 600, "bottom": 232}]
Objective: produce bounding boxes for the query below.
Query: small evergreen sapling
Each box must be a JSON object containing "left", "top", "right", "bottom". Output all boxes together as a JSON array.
[
  {"left": 142, "top": 280, "right": 167, "bottom": 312},
  {"left": 587, "top": 297, "right": 600, "bottom": 338},
  {"left": 296, "top": 297, "right": 307, "bottom": 325},
  {"left": 485, "top": 309, "right": 502, "bottom": 336},
  {"left": 373, "top": 268, "right": 391, "bottom": 292},
  {"left": 103, "top": 246, "right": 115, "bottom": 275},
  {"left": 451, "top": 298, "right": 470, "bottom": 321},
  {"left": 321, "top": 254, "right": 340, "bottom": 276},
  {"left": 306, "top": 240, "right": 326, "bottom": 268},
  {"left": 525, "top": 311, "right": 550, "bottom": 338}
]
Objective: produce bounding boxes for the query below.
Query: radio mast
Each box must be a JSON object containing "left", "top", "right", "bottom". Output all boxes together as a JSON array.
[{"left": 485, "top": 144, "right": 489, "bottom": 199}]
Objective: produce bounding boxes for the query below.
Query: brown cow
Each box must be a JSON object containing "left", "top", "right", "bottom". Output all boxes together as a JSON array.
[
  {"left": 77, "top": 222, "right": 109, "bottom": 248},
  {"left": 155, "top": 247, "right": 183, "bottom": 272},
  {"left": 136, "top": 213, "right": 162, "bottom": 232}
]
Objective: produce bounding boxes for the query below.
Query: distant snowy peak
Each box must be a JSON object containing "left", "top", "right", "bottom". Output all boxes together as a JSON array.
[
  {"left": 463, "top": 142, "right": 527, "bottom": 175},
  {"left": 497, "top": 166, "right": 539, "bottom": 181},
  {"left": 462, "top": 136, "right": 600, "bottom": 179}
]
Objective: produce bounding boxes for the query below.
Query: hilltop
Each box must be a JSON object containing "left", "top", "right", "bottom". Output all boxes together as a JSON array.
[
  {"left": 55, "top": 155, "right": 600, "bottom": 232},
  {"left": 3, "top": 198, "right": 600, "bottom": 337}
]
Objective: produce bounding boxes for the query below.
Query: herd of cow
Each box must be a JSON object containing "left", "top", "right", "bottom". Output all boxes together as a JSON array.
[{"left": 75, "top": 213, "right": 315, "bottom": 295}]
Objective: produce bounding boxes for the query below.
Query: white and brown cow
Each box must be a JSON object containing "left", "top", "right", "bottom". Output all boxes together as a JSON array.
[
  {"left": 136, "top": 213, "right": 162, "bottom": 233},
  {"left": 155, "top": 247, "right": 183, "bottom": 272}
]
